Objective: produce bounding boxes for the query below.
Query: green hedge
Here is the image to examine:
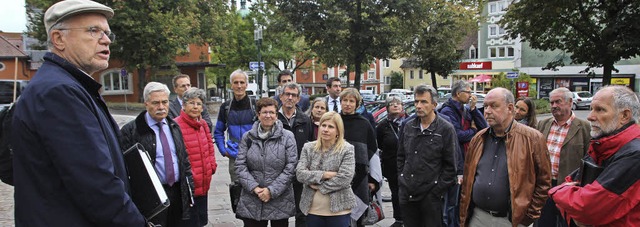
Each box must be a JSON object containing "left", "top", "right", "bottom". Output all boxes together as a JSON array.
[{"left": 533, "top": 98, "right": 550, "bottom": 114}]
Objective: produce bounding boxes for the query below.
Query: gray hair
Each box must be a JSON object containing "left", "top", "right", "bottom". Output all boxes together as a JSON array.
[
  {"left": 181, "top": 88, "right": 207, "bottom": 104},
  {"left": 281, "top": 82, "right": 302, "bottom": 96},
  {"left": 143, "top": 82, "right": 170, "bottom": 102},
  {"left": 385, "top": 96, "right": 403, "bottom": 108},
  {"left": 549, "top": 87, "right": 573, "bottom": 102},
  {"left": 451, "top": 80, "right": 471, "bottom": 96},
  {"left": 605, "top": 85, "right": 640, "bottom": 123},
  {"left": 229, "top": 69, "right": 248, "bottom": 83},
  {"left": 47, "top": 21, "right": 68, "bottom": 50},
  {"left": 414, "top": 84, "right": 438, "bottom": 104}
]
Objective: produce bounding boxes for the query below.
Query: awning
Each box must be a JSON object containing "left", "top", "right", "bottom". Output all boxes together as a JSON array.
[{"left": 468, "top": 74, "right": 492, "bottom": 83}]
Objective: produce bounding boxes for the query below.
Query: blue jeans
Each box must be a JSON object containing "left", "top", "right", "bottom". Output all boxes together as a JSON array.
[{"left": 306, "top": 214, "right": 351, "bottom": 227}]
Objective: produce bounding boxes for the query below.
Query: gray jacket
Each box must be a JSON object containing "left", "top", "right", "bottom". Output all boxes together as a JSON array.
[
  {"left": 235, "top": 120, "right": 298, "bottom": 220},
  {"left": 296, "top": 141, "right": 356, "bottom": 215}
]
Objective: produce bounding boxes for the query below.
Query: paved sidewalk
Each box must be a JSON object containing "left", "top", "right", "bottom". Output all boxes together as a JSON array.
[{"left": 0, "top": 113, "right": 398, "bottom": 227}]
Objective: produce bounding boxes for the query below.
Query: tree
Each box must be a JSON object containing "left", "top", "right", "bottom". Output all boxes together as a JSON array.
[
  {"left": 275, "top": 0, "right": 403, "bottom": 88},
  {"left": 397, "top": 0, "right": 478, "bottom": 89},
  {"left": 501, "top": 0, "right": 640, "bottom": 86},
  {"left": 390, "top": 71, "right": 404, "bottom": 89}
]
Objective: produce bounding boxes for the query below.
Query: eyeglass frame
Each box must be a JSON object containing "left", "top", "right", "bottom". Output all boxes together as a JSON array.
[{"left": 57, "top": 26, "right": 116, "bottom": 42}]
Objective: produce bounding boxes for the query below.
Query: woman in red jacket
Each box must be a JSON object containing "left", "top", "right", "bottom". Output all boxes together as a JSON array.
[{"left": 175, "top": 88, "right": 217, "bottom": 226}]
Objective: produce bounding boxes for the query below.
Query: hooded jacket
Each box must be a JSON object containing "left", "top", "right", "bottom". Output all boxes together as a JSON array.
[{"left": 175, "top": 110, "right": 217, "bottom": 196}]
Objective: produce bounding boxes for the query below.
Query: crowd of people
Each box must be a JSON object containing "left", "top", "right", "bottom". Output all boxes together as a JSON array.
[{"left": 8, "top": 0, "right": 640, "bottom": 227}]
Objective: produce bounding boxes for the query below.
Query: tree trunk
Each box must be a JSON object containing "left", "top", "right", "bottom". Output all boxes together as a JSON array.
[
  {"left": 345, "top": 66, "right": 351, "bottom": 87},
  {"left": 430, "top": 71, "right": 438, "bottom": 89},
  {"left": 137, "top": 68, "right": 147, "bottom": 102},
  {"left": 354, "top": 62, "right": 362, "bottom": 89},
  {"left": 602, "top": 61, "right": 613, "bottom": 86}
]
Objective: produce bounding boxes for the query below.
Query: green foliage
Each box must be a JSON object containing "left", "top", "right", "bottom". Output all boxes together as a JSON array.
[
  {"left": 397, "top": 0, "right": 479, "bottom": 88},
  {"left": 310, "top": 93, "right": 328, "bottom": 100},
  {"left": 501, "top": 0, "right": 640, "bottom": 86},
  {"left": 534, "top": 98, "right": 550, "bottom": 114},
  {"left": 390, "top": 71, "right": 403, "bottom": 89}
]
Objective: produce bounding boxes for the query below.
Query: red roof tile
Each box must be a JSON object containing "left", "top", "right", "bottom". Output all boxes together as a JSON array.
[{"left": 0, "top": 36, "right": 28, "bottom": 58}]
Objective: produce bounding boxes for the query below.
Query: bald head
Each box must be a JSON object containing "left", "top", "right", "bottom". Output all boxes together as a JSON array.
[{"left": 484, "top": 87, "right": 515, "bottom": 136}]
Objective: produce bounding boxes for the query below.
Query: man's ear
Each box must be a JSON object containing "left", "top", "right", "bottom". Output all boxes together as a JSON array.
[
  {"left": 50, "top": 31, "right": 66, "bottom": 51},
  {"left": 620, "top": 109, "right": 633, "bottom": 125}
]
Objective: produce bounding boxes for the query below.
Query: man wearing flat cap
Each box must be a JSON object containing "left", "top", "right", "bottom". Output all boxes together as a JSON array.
[{"left": 11, "top": 0, "right": 146, "bottom": 226}]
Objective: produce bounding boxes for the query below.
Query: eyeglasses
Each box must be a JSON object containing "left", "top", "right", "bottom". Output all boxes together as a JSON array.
[
  {"left": 58, "top": 27, "right": 116, "bottom": 42},
  {"left": 186, "top": 101, "right": 203, "bottom": 107},
  {"left": 259, "top": 111, "right": 276, "bottom": 116},
  {"left": 461, "top": 90, "right": 472, "bottom": 94},
  {"left": 282, "top": 92, "right": 299, "bottom": 98}
]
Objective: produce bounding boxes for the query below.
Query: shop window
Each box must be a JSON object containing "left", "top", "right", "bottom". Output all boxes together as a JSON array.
[{"left": 101, "top": 69, "right": 132, "bottom": 95}]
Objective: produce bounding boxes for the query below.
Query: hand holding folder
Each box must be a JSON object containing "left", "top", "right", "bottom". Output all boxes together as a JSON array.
[{"left": 124, "top": 143, "right": 170, "bottom": 219}]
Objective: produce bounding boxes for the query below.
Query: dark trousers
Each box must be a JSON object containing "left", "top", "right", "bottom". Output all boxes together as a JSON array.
[
  {"left": 293, "top": 181, "right": 307, "bottom": 227},
  {"left": 535, "top": 179, "right": 570, "bottom": 227},
  {"left": 401, "top": 194, "right": 443, "bottom": 227},
  {"left": 306, "top": 214, "right": 350, "bottom": 227},
  {"left": 443, "top": 184, "right": 461, "bottom": 227},
  {"left": 151, "top": 183, "right": 183, "bottom": 227},
  {"left": 182, "top": 196, "right": 208, "bottom": 227},
  {"left": 241, "top": 218, "right": 288, "bottom": 227},
  {"left": 387, "top": 175, "right": 403, "bottom": 221}
]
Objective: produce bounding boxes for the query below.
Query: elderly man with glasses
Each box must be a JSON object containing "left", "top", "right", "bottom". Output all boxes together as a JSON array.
[{"left": 10, "top": 0, "right": 146, "bottom": 226}]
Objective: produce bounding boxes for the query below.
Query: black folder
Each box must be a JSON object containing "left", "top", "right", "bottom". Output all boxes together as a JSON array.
[
  {"left": 124, "top": 143, "right": 170, "bottom": 219},
  {"left": 579, "top": 158, "right": 604, "bottom": 187}
]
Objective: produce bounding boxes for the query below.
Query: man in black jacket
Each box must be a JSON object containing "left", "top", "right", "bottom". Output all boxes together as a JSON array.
[
  {"left": 121, "top": 82, "right": 195, "bottom": 227},
  {"left": 397, "top": 84, "right": 457, "bottom": 227},
  {"left": 277, "top": 82, "right": 312, "bottom": 227},
  {"left": 168, "top": 74, "right": 213, "bottom": 135}
]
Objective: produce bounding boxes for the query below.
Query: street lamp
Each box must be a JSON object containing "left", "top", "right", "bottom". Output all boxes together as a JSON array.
[{"left": 254, "top": 27, "right": 263, "bottom": 97}]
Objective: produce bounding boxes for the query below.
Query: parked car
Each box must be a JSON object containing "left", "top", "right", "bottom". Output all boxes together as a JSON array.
[
  {"left": 390, "top": 89, "right": 414, "bottom": 100},
  {"left": 0, "top": 80, "right": 28, "bottom": 108},
  {"left": 572, "top": 91, "right": 592, "bottom": 110},
  {"left": 376, "top": 92, "right": 406, "bottom": 102},
  {"left": 372, "top": 100, "right": 417, "bottom": 126},
  {"left": 362, "top": 93, "right": 378, "bottom": 102}
]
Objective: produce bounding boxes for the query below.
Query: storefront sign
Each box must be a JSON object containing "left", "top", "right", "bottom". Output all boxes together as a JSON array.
[
  {"left": 611, "top": 78, "right": 630, "bottom": 85},
  {"left": 459, "top": 62, "right": 492, "bottom": 70}
]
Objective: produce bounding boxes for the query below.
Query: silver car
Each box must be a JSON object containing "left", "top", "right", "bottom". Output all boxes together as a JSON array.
[{"left": 572, "top": 91, "right": 592, "bottom": 110}]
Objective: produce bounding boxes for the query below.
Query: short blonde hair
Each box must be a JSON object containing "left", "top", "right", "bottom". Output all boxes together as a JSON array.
[
  {"left": 314, "top": 111, "right": 345, "bottom": 153},
  {"left": 339, "top": 88, "right": 362, "bottom": 108}
]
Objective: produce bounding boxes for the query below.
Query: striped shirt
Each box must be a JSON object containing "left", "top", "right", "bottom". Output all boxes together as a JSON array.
[{"left": 546, "top": 113, "right": 576, "bottom": 179}]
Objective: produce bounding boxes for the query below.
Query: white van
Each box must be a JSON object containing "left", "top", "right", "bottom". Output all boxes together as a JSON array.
[{"left": 390, "top": 89, "right": 414, "bottom": 100}]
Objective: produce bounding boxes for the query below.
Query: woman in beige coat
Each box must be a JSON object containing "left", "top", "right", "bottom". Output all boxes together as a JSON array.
[{"left": 296, "top": 112, "right": 356, "bottom": 227}]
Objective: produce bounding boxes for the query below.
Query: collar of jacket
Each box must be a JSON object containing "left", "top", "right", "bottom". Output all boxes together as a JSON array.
[
  {"left": 179, "top": 110, "right": 205, "bottom": 129},
  {"left": 409, "top": 114, "right": 441, "bottom": 131},
  {"left": 589, "top": 122, "right": 640, "bottom": 165},
  {"left": 44, "top": 52, "right": 102, "bottom": 95},
  {"left": 247, "top": 120, "right": 284, "bottom": 140},
  {"left": 134, "top": 110, "right": 179, "bottom": 135},
  {"left": 278, "top": 107, "right": 309, "bottom": 126}
]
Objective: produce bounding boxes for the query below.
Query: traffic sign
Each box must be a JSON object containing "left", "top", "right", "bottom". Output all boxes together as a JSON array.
[
  {"left": 249, "top": 62, "right": 265, "bottom": 70},
  {"left": 506, "top": 72, "right": 519, "bottom": 79}
]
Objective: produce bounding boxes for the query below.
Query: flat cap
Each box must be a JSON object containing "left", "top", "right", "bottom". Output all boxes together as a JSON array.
[{"left": 44, "top": 0, "right": 114, "bottom": 35}]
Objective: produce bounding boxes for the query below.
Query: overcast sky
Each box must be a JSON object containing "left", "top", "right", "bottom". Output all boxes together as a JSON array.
[{"left": 0, "top": 0, "right": 27, "bottom": 33}]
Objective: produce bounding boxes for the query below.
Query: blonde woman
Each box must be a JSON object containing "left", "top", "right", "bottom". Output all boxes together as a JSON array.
[{"left": 297, "top": 112, "right": 356, "bottom": 227}]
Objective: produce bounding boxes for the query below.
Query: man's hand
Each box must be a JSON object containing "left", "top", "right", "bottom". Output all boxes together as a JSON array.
[
  {"left": 369, "top": 183, "right": 376, "bottom": 192},
  {"left": 469, "top": 95, "right": 477, "bottom": 110},
  {"left": 310, "top": 184, "right": 320, "bottom": 190},
  {"left": 322, "top": 171, "right": 337, "bottom": 180},
  {"left": 253, "top": 187, "right": 264, "bottom": 195},
  {"left": 457, "top": 175, "right": 463, "bottom": 184},
  {"left": 257, "top": 188, "right": 271, "bottom": 203}
]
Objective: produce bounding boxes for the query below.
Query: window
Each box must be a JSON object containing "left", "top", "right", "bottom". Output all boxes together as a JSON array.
[
  {"left": 385, "top": 76, "right": 391, "bottom": 85},
  {"left": 410, "top": 70, "right": 414, "bottom": 79},
  {"left": 0, "top": 62, "right": 4, "bottom": 71},
  {"left": 419, "top": 70, "right": 423, "bottom": 79},
  {"left": 488, "top": 1, "right": 508, "bottom": 15},
  {"left": 383, "top": 59, "right": 390, "bottom": 68},
  {"left": 368, "top": 71, "right": 375, "bottom": 80},
  {"left": 488, "top": 46, "right": 515, "bottom": 58},
  {"left": 101, "top": 69, "right": 132, "bottom": 95},
  {"left": 469, "top": 46, "right": 477, "bottom": 59},
  {"left": 488, "top": 24, "right": 507, "bottom": 37}
]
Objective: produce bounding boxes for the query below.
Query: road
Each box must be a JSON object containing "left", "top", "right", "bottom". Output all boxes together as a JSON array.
[{"left": 0, "top": 109, "right": 592, "bottom": 226}]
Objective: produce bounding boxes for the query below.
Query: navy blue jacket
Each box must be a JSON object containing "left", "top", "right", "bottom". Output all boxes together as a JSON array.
[{"left": 11, "top": 53, "right": 145, "bottom": 226}]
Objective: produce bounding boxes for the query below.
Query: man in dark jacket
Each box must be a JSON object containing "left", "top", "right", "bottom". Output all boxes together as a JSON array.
[
  {"left": 277, "top": 82, "right": 313, "bottom": 227},
  {"left": 11, "top": 1, "right": 145, "bottom": 226},
  {"left": 121, "top": 82, "right": 195, "bottom": 227},
  {"left": 439, "top": 80, "right": 487, "bottom": 227},
  {"left": 397, "top": 84, "right": 457, "bottom": 227},
  {"left": 169, "top": 74, "right": 213, "bottom": 134}
]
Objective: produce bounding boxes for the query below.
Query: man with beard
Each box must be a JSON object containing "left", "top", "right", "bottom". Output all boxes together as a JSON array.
[
  {"left": 549, "top": 85, "right": 640, "bottom": 226},
  {"left": 535, "top": 87, "right": 590, "bottom": 227},
  {"left": 459, "top": 88, "right": 551, "bottom": 227},
  {"left": 397, "top": 84, "right": 457, "bottom": 226}
]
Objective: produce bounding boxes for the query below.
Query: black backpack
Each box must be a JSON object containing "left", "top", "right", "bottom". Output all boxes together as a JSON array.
[{"left": 0, "top": 101, "right": 16, "bottom": 186}]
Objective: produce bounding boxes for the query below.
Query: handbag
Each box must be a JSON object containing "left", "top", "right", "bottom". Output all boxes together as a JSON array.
[
  {"left": 229, "top": 181, "right": 242, "bottom": 213},
  {"left": 362, "top": 195, "right": 385, "bottom": 225}
]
